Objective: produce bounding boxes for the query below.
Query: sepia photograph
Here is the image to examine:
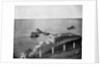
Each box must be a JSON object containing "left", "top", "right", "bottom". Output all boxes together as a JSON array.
[{"left": 13, "top": 5, "right": 82, "bottom": 59}]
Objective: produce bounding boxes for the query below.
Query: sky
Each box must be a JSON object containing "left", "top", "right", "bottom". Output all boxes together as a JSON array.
[{"left": 15, "top": 5, "right": 82, "bottom": 19}]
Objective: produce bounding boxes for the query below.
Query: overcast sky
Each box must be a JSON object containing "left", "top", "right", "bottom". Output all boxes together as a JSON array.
[{"left": 15, "top": 5, "right": 82, "bottom": 19}]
